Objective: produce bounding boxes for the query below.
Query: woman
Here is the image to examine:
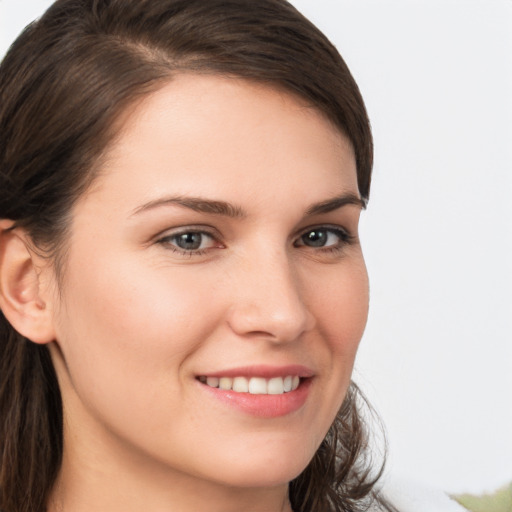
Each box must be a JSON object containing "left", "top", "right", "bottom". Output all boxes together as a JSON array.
[{"left": 0, "top": 1, "right": 394, "bottom": 511}]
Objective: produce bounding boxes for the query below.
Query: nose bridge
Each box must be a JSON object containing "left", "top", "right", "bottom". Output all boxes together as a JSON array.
[{"left": 227, "top": 245, "right": 314, "bottom": 341}]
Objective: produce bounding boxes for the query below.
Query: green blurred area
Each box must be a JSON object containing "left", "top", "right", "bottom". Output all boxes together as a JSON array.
[{"left": 453, "top": 483, "right": 512, "bottom": 512}]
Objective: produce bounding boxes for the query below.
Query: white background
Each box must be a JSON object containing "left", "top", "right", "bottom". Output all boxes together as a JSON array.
[{"left": 1, "top": 0, "right": 511, "bottom": 497}]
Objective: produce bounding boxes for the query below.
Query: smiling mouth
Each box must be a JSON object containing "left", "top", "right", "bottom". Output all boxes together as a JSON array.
[{"left": 197, "top": 375, "right": 301, "bottom": 395}]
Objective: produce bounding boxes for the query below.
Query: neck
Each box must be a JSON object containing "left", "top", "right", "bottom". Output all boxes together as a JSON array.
[{"left": 48, "top": 422, "right": 293, "bottom": 512}]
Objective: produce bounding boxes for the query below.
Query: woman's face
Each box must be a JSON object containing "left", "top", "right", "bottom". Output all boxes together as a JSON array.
[{"left": 48, "top": 75, "right": 369, "bottom": 493}]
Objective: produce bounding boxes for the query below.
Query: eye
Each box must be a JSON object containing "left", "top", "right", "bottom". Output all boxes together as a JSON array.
[
  {"left": 295, "top": 226, "right": 352, "bottom": 250},
  {"left": 157, "top": 229, "right": 220, "bottom": 255}
]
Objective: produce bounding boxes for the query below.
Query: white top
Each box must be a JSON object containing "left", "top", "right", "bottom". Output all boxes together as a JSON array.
[{"left": 380, "top": 476, "right": 469, "bottom": 512}]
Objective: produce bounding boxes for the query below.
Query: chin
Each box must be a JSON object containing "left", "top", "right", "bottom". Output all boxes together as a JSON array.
[
  {"left": 218, "top": 466, "right": 306, "bottom": 489},
  {"left": 203, "top": 448, "right": 313, "bottom": 489}
]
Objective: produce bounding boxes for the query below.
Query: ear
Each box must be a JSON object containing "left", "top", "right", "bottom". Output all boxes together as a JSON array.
[{"left": 0, "top": 220, "right": 56, "bottom": 344}]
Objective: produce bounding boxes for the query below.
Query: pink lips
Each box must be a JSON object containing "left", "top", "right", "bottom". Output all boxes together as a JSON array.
[{"left": 197, "top": 365, "right": 314, "bottom": 418}]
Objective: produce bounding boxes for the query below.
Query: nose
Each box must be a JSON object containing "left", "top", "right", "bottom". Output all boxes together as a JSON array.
[{"left": 226, "top": 251, "right": 316, "bottom": 343}]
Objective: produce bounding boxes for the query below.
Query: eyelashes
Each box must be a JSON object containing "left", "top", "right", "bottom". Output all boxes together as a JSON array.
[
  {"left": 156, "top": 228, "right": 222, "bottom": 256},
  {"left": 294, "top": 226, "right": 354, "bottom": 251},
  {"left": 155, "top": 224, "right": 355, "bottom": 258}
]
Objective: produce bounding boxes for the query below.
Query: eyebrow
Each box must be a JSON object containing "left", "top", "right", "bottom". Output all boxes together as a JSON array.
[
  {"left": 305, "top": 193, "right": 366, "bottom": 215},
  {"left": 131, "top": 196, "right": 246, "bottom": 218},
  {"left": 130, "top": 192, "right": 365, "bottom": 218}
]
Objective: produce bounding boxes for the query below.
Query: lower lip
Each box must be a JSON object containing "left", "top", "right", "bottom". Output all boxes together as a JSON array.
[{"left": 198, "top": 379, "right": 312, "bottom": 418}]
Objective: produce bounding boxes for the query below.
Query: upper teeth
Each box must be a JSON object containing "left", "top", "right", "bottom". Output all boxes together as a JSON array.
[{"left": 200, "top": 375, "right": 300, "bottom": 394}]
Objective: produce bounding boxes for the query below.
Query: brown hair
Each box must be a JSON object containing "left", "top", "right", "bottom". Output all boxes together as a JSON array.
[{"left": 0, "top": 1, "right": 392, "bottom": 511}]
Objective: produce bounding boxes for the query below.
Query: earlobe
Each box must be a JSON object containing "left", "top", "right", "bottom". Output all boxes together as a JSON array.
[{"left": 0, "top": 220, "right": 56, "bottom": 344}]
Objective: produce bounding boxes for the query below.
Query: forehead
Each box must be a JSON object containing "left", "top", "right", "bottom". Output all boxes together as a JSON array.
[{"left": 82, "top": 74, "right": 358, "bottom": 211}]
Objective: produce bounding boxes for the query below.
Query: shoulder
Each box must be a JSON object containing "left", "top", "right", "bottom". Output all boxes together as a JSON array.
[{"left": 377, "top": 476, "right": 470, "bottom": 512}]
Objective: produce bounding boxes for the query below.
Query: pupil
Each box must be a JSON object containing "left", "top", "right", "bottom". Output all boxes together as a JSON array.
[
  {"left": 304, "top": 230, "right": 326, "bottom": 247},
  {"left": 177, "top": 232, "right": 202, "bottom": 250}
]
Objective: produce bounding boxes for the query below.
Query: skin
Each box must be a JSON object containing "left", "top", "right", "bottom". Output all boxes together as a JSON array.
[{"left": 40, "top": 75, "right": 369, "bottom": 512}]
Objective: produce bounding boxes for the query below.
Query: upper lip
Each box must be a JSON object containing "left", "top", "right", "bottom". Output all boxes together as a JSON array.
[{"left": 197, "top": 365, "right": 315, "bottom": 379}]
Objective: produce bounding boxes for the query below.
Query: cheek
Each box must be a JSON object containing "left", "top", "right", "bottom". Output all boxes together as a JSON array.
[
  {"left": 310, "top": 258, "right": 369, "bottom": 354},
  {"left": 53, "top": 249, "right": 220, "bottom": 410},
  {"left": 305, "top": 257, "right": 369, "bottom": 423},
  {"left": 51, "top": 250, "right": 233, "bottom": 466}
]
